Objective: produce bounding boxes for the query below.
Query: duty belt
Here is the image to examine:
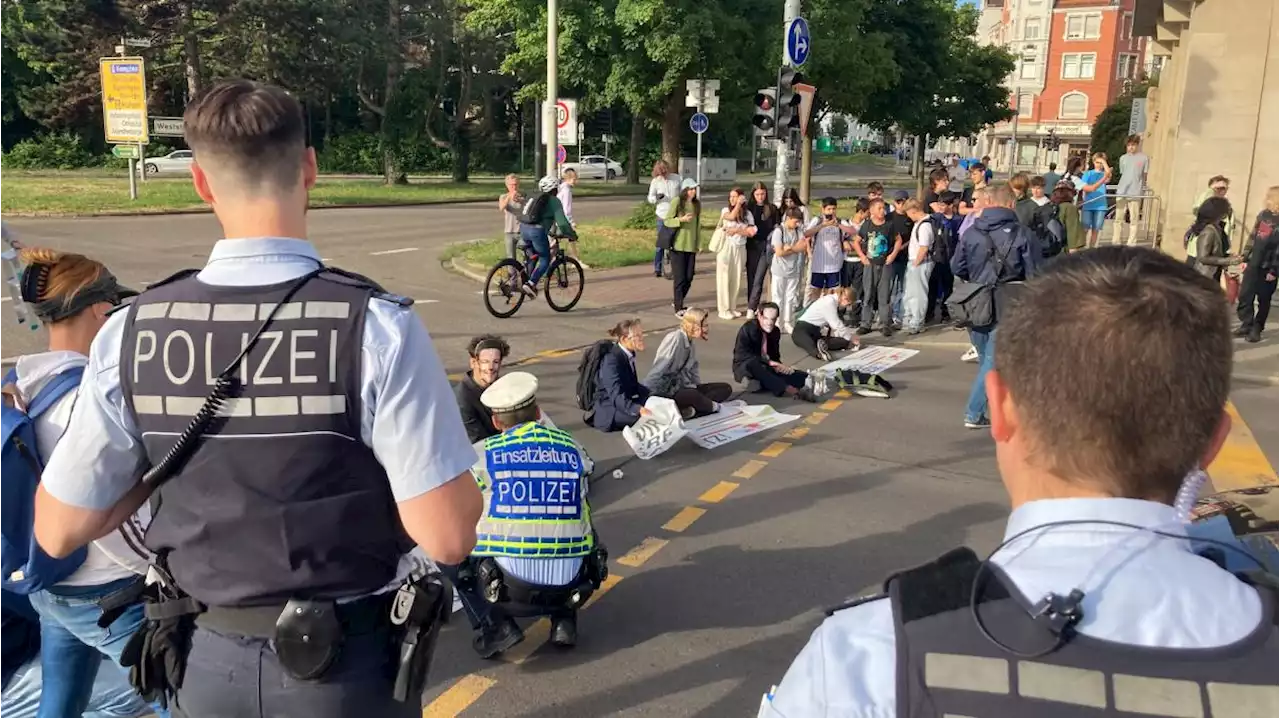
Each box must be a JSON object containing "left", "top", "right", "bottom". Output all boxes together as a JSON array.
[{"left": 197, "top": 593, "right": 392, "bottom": 639}]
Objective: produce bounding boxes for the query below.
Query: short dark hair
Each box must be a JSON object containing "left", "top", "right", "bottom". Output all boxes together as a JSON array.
[
  {"left": 608, "top": 318, "right": 643, "bottom": 339},
  {"left": 970, "top": 162, "right": 987, "bottom": 174},
  {"left": 184, "top": 80, "right": 307, "bottom": 191},
  {"left": 468, "top": 334, "right": 510, "bottom": 359},
  {"left": 1029, "top": 176, "right": 1046, "bottom": 188},
  {"left": 996, "top": 248, "right": 1231, "bottom": 502},
  {"left": 854, "top": 197, "right": 871, "bottom": 213},
  {"left": 1126, "top": 134, "right": 1141, "bottom": 145},
  {"left": 1208, "top": 175, "right": 1229, "bottom": 187},
  {"left": 1048, "top": 162, "right": 1057, "bottom": 171},
  {"left": 494, "top": 402, "right": 540, "bottom": 428},
  {"left": 821, "top": 196, "right": 838, "bottom": 208},
  {"left": 866, "top": 182, "right": 884, "bottom": 194},
  {"left": 939, "top": 191, "right": 959, "bottom": 205},
  {"left": 757, "top": 301, "right": 780, "bottom": 317},
  {"left": 784, "top": 208, "right": 805, "bottom": 221},
  {"left": 929, "top": 168, "right": 950, "bottom": 185}
]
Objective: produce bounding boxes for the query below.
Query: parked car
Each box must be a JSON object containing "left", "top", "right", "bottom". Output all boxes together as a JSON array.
[
  {"left": 141, "top": 150, "right": 194, "bottom": 176},
  {"left": 561, "top": 155, "right": 623, "bottom": 180}
]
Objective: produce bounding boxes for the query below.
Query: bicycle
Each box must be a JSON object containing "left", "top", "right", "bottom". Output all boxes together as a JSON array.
[{"left": 483, "top": 233, "right": 585, "bottom": 318}]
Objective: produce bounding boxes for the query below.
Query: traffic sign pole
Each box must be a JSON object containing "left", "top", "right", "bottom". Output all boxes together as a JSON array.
[
  {"left": 545, "top": 0, "right": 559, "bottom": 178},
  {"left": 775, "top": 0, "right": 804, "bottom": 203}
]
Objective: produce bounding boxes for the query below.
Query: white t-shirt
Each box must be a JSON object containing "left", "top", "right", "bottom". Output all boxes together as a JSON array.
[
  {"left": 720, "top": 207, "right": 755, "bottom": 247},
  {"left": 13, "top": 351, "right": 151, "bottom": 587},
  {"left": 796, "top": 294, "right": 855, "bottom": 340},
  {"left": 648, "top": 174, "right": 682, "bottom": 219},
  {"left": 805, "top": 216, "right": 845, "bottom": 275},
  {"left": 1117, "top": 152, "right": 1149, "bottom": 196},
  {"left": 908, "top": 218, "right": 934, "bottom": 262},
  {"left": 770, "top": 226, "right": 806, "bottom": 277},
  {"left": 1032, "top": 195, "right": 1051, "bottom": 206}
]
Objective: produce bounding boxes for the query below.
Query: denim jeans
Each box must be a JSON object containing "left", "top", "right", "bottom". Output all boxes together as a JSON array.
[
  {"left": 889, "top": 261, "right": 907, "bottom": 323},
  {"left": 520, "top": 225, "right": 552, "bottom": 284},
  {"left": 965, "top": 327, "right": 997, "bottom": 422},
  {"left": 29, "top": 577, "right": 168, "bottom": 718},
  {"left": 653, "top": 220, "right": 667, "bottom": 275},
  {"left": 1, "top": 647, "right": 149, "bottom": 718}
]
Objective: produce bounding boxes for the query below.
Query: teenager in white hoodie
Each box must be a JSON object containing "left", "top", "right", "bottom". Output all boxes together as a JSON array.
[{"left": 6, "top": 248, "right": 161, "bottom": 718}]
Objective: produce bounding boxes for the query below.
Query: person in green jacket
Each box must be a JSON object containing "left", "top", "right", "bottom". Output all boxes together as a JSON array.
[
  {"left": 1051, "top": 184, "right": 1085, "bottom": 252},
  {"left": 517, "top": 175, "right": 578, "bottom": 297},
  {"left": 664, "top": 177, "right": 702, "bottom": 315}
]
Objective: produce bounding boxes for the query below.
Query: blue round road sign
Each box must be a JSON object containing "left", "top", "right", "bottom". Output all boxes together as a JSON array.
[
  {"left": 690, "top": 112, "right": 710, "bottom": 135},
  {"left": 786, "top": 17, "right": 811, "bottom": 66},
  {"left": 556, "top": 144, "right": 567, "bottom": 164}
]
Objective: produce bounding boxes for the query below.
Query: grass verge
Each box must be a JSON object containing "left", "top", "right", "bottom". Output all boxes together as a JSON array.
[
  {"left": 0, "top": 175, "right": 646, "bottom": 217},
  {"left": 815, "top": 152, "right": 899, "bottom": 168}
]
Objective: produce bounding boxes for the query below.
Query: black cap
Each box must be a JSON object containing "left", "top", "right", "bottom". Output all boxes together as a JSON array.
[{"left": 893, "top": 190, "right": 910, "bottom": 202}]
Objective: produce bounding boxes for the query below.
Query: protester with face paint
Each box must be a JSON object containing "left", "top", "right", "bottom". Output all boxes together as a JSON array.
[{"left": 455, "top": 335, "right": 512, "bottom": 443}]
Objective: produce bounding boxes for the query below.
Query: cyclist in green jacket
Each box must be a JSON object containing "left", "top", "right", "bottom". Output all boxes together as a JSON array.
[{"left": 517, "top": 175, "right": 578, "bottom": 296}]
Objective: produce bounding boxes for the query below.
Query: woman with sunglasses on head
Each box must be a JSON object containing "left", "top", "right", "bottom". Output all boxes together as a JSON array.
[{"left": 3, "top": 249, "right": 164, "bottom": 718}]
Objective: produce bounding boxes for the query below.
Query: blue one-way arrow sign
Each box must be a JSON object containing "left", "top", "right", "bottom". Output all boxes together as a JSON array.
[{"left": 787, "top": 17, "right": 811, "bottom": 67}]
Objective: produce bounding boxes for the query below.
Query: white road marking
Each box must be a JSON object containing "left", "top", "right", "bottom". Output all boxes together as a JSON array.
[
  {"left": 413, "top": 299, "right": 440, "bottom": 304},
  {"left": 320, "top": 257, "right": 333, "bottom": 262},
  {"left": 369, "top": 247, "right": 420, "bottom": 256},
  {"left": 0, "top": 297, "right": 10, "bottom": 303}
]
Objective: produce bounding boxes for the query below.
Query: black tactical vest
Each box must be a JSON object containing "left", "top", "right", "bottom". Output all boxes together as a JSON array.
[
  {"left": 120, "top": 269, "right": 408, "bottom": 608},
  {"left": 885, "top": 548, "right": 1278, "bottom": 718}
]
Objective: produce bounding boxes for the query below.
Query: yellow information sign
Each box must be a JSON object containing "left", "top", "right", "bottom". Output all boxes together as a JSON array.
[{"left": 99, "top": 57, "right": 149, "bottom": 144}]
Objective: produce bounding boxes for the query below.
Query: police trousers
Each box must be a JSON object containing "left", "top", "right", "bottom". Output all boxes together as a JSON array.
[{"left": 173, "top": 623, "right": 416, "bottom": 718}]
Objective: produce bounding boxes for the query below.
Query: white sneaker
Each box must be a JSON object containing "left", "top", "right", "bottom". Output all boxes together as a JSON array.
[
  {"left": 961, "top": 346, "right": 979, "bottom": 363},
  {"left": 718, "top": 311, "right": 736, "bottom": 320},
  {"left": 746, "top": 310, "right": 756, "bottom": 319},
  {"left": 781, "top": 322, "right": 794, "bottom": 335}
]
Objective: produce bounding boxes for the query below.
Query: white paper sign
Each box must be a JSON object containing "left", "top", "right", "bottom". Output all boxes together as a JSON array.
[
  {"left": 622, "top": 397, "right": 688, "bottom": 460},
  {"left": 814, "top": 345, "right": 918, "bottom": 376},
  {"left": 685, "top": 401, "right": 801, "bottom": 450}
]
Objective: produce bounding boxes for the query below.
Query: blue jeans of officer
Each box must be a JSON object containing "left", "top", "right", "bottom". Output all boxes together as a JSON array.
[
  {"left": 173, "top": 621, "right": 417, "bottom": 718},
  {"left": 965, "top": 327, "right": 997, "bottom": 423},
  {"left": 520, "top": 225, "right": 551, "bottom": 285},
  {"left": 29, "top": 577, "right": 169, "bottom": 718}
]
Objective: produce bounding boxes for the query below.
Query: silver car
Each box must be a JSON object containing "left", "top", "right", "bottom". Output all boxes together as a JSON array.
[{"left": 142, "top": 150, "right": 194, "bottom": 176}]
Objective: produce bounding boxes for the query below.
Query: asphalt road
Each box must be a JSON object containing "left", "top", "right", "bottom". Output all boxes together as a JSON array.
[{"left": 2, "top": 198, "right": 1276, "bottom": 717}]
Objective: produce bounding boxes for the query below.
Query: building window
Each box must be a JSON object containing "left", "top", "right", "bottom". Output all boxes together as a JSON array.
[
  {"left": 1122, "top": 12, "right": 1133, "bottom": 40},
  {"left": 1024, "top": 17, "right": 1042, "bottom": 40},
  {"left": 1017, "top": 93, "right": 1034, "bottom": 118},
  {"left": 1065, "top": 13, "right": 1102, "bottom": 40},
  {"left": 1059, "top": 92, "right": 1088, "bottom": 120},
  {"left": 1020, "top": 57, "right": 1039, "bottom": 79},
  {"left": 1061, "top": 52, "right": 1097, "bottom": 80},
  {"left": 1117, "top": 53, "right": 1137, "bottom": 80}
]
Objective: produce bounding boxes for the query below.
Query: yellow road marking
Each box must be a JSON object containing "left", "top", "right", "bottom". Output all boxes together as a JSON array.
[
  {"left": 1207, "top": 401, "right": 1278, "bottom": 491},
  {"left": 834, "top": 390, "right": 853, "bottom": 399},
  {"left": 536, "top": 348, "right": 577, "bottom": 358},
  {"left": 760, "top": 441, "right": 792, "bottom": 458},
  {"left": 783, "top": 426, "right": 810, "bottom": 440},
  {"left": 500, "top": 618, "right": 550, "bottom": 664},
  {"left": 520, "top": 356, "right": 543, "bottom": 365},
  {"left": 699, "top": 481, "right": 740, "bottom": 503},
  {"left": 583, "top": 573, "right": 623, "bottom": 610},
  {"left": 617, "top": 537, "right": 670, "bottom": 567},
  {"left": 423, "top": 675, "right": 496, "bottom": 717},
  {"left": 820, "top": 399, "right": 843, "bottom": 411},
  {"left": 732, "top": 459, "right": 768, "bottom": 479},
  {"left": 662, "top": 506, "right": 707, "bottom": 533},
  {"left": 447, "top": 373, "right": 463, "bottom": 381},
  {"left": 805, "top": 411, "right": 830, "bottom": 425}
]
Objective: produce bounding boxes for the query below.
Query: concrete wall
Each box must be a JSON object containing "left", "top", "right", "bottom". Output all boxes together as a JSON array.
[{"left": 1145, "top": 0, "right": 1278, "bottom": 255}]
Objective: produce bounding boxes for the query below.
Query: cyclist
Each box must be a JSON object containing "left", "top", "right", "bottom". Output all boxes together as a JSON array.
[{"left": 518, "top": 175, "right": 578, "bottom": 297}]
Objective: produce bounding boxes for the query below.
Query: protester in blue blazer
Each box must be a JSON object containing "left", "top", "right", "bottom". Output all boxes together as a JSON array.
[{"left": 591, "top": 319, "right": 651, "bottom": 432}]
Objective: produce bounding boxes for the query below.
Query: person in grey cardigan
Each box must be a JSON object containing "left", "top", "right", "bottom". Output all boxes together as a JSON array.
[{"left": 643, "top": 307, "right": 732, "bottom": 419}]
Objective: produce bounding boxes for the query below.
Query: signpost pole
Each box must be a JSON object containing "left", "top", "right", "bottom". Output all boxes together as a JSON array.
[
  {"left": 545, "top": 0, "right": 558, "bottom": 178},
  {"left": 695, "top": 81, "right": 704, "bottom": 187},
  {"left": 775, "top": 0, "right": 802, "bottom": 202}
]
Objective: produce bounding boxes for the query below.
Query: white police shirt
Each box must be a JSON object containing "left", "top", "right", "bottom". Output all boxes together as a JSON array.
[
  {"left": 760, "top": 498, "right": 1265, "bottom": 717},
  {"left": 39, "top": 238, "right": 478, "bottom": 589}
]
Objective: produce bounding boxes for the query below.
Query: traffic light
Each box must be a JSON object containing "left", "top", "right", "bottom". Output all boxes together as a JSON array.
[
  {"left": 752, "top": 89, "right": 777, "bottom": 137},
  {"left": 775, "top": 66, "right": 804, "bottom": 132}
]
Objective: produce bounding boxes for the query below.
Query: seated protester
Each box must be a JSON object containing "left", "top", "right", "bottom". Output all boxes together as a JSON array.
[
  {"left": 732, "top": 302, "right": 818, "bottom": 403},
  {"left": 454, "top": 334, "right": 511, "bottom": 443},
  {"left": 643, "top": 308, "right": 732, "bottom": 420},
  {"left": 792, "top": 287, "right": 859, "bottom": 361},
  {"left": 763, "top": 248, "right": 1278, "bottom": 717},
  {"left": 441, "top": 373, "right": 605, "bottom": 659},
  {"left": 803, "top": 197, "right": 847, "bottom": 304},
  {"left": 590, "top": 318, "right": 651, "bottom": 432},
  {"left": 2, "top": 592, "right": 151, "bottom": 718}
]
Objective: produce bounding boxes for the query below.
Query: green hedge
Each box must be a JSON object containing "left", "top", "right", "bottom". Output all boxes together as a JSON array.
[{"left": 3, "top": 132, "right": 100, "bottom": 169}]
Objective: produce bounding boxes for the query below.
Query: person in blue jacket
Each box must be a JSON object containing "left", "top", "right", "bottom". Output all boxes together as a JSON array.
[{"left": 591, "top": 318, "right": 652, "bottom": 432}]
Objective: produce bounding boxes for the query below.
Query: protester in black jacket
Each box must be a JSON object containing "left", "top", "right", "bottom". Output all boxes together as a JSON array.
[
  {"left": 732, "top": 302, "right": 816, "bottom": 401},
  {"left": 745, "top": 182, "right": 782, "bottom": 314},
  {"left": 454, "top": 335, "right": 510, "bottom": 443},
  {"left": 1235, "top": 188, "right": 1279, "bottom": 343}
]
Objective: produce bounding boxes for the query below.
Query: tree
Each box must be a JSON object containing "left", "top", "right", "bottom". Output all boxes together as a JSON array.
[
  {"left": 828, "top": 115, "right": 849, "bottom": 142},
  {"left": 1090, "top": 80, "right": 1151, "bottom": 173}
]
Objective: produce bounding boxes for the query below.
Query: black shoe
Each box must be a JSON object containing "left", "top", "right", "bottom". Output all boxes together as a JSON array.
[
  {"left": 1234, "top": 324, "right": 1253, "bottom": 337},
  {"left": 1247, "top": 328, "right": 1263, "bottom": 343},
  {"left": 816, "top": 338, "right": 832, "bottom": 362},
  {"left": 855, "top": 326, "right": 872, "bottom": 336},
  {"left": 472, "top": 617, "right": 524, "bottom": 659},
  {"left": 550, "top": 615, "right": 578, "bottom": 648},
  {"left": 680, "top": 406, "right": 697, "bottom": 420},
  {"left": 881, "top": 326, "right": 895, "bottom": 338},
  {"left": 655, "top": 272, "right": 663, "bottom": 279}
]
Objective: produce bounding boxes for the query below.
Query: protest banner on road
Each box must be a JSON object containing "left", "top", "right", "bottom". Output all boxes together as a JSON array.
[
  {"left": 623, "top": 397, "right": 688, "bottom": 460},
  {"left": 685, "top": 401, "right": 800, "bottom": 450},
  {"left": 814, "top": 345, "right": 918, "bottom": 376}
]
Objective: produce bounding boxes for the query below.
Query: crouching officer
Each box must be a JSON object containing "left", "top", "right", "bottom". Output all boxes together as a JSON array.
[
  {"left": 443, "top": 372, "right": 607, "bottom": 659},
  {"left": 30, "top": 79, "right": 484, "bottom": 718},
  {"left": 762, "top": 248, "right": 1278, "bottom": 717}
]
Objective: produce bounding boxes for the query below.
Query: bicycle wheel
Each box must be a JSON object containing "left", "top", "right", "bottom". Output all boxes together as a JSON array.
[
  {"left": 544, "top": 256, "right": 585, "bottom": 312},
  {"left": 483, "top": 259, "right": 528, "bottom": 318}
]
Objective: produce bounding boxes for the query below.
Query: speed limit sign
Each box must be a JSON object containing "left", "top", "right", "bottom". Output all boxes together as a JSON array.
[{"left": 554, "top": 98, "right": 577, "bottom": 145}]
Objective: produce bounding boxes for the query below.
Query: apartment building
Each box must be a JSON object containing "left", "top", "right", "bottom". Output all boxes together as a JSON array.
[{"left": 963, "top": 0, "right": 1148, "bottom": 172}]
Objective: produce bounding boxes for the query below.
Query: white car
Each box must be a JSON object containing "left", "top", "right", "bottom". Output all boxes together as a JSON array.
[
  {"left": 141, "top": 150, "right": 194, "bottom": 176},
  {"left": 561, "top": 155, "right": 623, "bottom": 180}
]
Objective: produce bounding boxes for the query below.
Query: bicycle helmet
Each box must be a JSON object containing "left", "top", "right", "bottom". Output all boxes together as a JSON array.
[{"left": 538, "top": 175, "right": 560, "bottom": 193}]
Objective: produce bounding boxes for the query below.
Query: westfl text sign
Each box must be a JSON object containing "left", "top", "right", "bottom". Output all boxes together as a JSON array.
[{"left": 100, "top": 58, "right": 149, "bottom": 144}]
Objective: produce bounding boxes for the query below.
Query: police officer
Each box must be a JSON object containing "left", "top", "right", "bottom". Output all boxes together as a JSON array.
[
  {"left": 32, "top": 80, "right": 482, "bottom": 717},
  {"left": 444, "top": 372, "right": 605, "bottom": 658},
  {"left": 762, "top": 247, "right": 1277, "bottom": 717}
]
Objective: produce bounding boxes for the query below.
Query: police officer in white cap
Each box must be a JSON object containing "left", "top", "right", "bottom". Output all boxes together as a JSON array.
[
  {"left": 31, "top": 79, "right": 481, "bottom": 717},
  {"left": 442, "top": 371, "right": 607, "bottom": 658}
]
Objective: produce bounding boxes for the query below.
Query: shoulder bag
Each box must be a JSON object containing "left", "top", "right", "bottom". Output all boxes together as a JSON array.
[{"left": 947, "top": 230, "right": 1016, "bottom": 330}]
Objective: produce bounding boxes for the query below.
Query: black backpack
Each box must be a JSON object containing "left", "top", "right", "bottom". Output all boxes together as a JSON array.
[
  {"left": 1030, "top": 203, "right": 1066, "bottom": 258},
  {"left": 928, "top": 216, "right": 953, "bottom": 264},
  {"left": 519, "top": 192, "right": 552, "bottom": 225},
  {"left": 575, "top": 340, "right": 614, "bottom": 412}
]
